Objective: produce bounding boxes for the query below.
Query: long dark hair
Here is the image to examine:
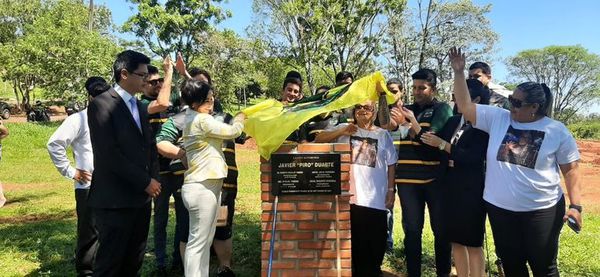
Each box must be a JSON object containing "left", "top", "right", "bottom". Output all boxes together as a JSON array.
[{"left": 516, "top": 82, "right": 553, "bottom": 116}]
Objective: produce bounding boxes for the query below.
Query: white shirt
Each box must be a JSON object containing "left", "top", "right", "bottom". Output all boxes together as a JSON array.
[
  {"left": 47, "top": 109, "right": 94, "bottom": 189},
  {"left": 330, "top": 124, "right": 397, "bottom": 210},
  {"left": 474, "top": 104, "right": 580, "bottom": 211}
]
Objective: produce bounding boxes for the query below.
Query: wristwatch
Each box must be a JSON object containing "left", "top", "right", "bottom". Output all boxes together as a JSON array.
[
  {"left": 438, "top": 141, "right": 447, "bottom": 151},
  {"left": 569, "top": 204, "right": 582, "bottom": 213}
]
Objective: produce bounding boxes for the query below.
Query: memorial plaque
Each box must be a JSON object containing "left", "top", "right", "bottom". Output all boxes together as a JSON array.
[{"left": 271, "top": 153, "right": 341, "bottom": 195}]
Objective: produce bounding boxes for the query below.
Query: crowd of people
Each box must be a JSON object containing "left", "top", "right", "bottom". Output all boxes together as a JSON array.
[{"left": 0, "top": 45, "right": 578, "bottom": 277}]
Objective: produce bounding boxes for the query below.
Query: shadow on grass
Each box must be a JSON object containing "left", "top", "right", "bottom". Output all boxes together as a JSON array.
[{"left": 0, "top": 217, "right": 78, "bottom": 276}]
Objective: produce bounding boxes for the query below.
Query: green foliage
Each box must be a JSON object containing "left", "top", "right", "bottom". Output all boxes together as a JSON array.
[
  {"left": 385, "top": 0, "right": 498, "bottom": 101},
  {"left": 122, "top": 0, "right": 231, "bottom": 61},
  {"left": 508, "top": 45, "right": 600, "bottom": 122},
  {"left": 0, "top": 0, "right": 121, "bottom": 107},
  {"left": 251, "top": 0, "right": 405, "bottom": 92},
  {"left": 568, "top": 120, "right": 600, "bottom": 140}
]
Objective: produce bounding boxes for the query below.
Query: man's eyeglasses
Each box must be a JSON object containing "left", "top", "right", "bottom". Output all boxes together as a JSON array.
[
  {"left": 131, "top": 71, "right": 149, "bottom": 79},
  {"left": 147, "top": 78, "right": 164, "bottom": 86},
  {"left": 508, "top": 95, "right": 532, "bottom": 108},
  {"left": 354, "top": 105, "right": 374, "bottom": 112}
]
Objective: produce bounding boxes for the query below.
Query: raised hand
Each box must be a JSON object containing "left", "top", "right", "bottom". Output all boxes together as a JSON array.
[
  {"left": 163, "top": 55, "right": 174, "bottom": 74},
  {"left": 390, "top": 107, "right": 406, "bottom": 125},
  {"left": 399, "top": 107, "right": 416, "bottom": 122},
  {"left": 175, "top": 52, "right": 188, "bottom": 77},
  {"left": 449, "top": 47, "right": 466, "bottom": 72}
]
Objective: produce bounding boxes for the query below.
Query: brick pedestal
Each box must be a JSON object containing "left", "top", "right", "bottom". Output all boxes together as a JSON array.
[{"left": 260, "top": 143, "right": 353, "bottom": 277}]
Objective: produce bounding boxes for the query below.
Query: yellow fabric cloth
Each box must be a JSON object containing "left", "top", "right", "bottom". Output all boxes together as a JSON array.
[{"left": 242, "top": 72, "right": 394, "bottom": 159}]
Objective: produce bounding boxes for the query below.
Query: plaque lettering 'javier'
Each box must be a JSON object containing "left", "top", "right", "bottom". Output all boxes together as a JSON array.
[{"left": 271, "top": 153, "right": 341, "bottom": 195}]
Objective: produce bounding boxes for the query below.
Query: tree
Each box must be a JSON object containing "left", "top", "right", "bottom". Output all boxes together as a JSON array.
[
  {"left": 251, "top": 0, "right": 403, "bottom": 93},
  {"left": 384, "top": 0, "right": 498, "bottom": 100},
  {"left": 122, "top": 0, "right": 230, "bottom": 63},
  {"left": 507, "top": 45, "right": 600, "bottom": 122},
  {"left": 0, "top": 0, "right": 120, "bottom": 109}
]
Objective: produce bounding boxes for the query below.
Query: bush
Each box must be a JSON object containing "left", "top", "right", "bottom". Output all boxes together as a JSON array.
[{"left": 568, "top": 120, "right": 600, "bottom": 139}]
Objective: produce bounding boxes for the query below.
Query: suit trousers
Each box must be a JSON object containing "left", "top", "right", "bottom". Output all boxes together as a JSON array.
[
  {"left": 74, "top": 189, "right": 98, "bottom": 277},
  {"left": 153, "top": 173, "right": 184, "bottom": 268},
  {"left": 181, "top": 179, "right": 223, "bottom": 277},
  {"left": 92, "top": 202, "right": 151, "bottom": 277}
]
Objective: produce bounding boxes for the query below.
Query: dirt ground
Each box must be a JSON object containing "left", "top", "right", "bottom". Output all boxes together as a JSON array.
[{"left": 574, "top": 140, "right": 600, "bottom": 212}]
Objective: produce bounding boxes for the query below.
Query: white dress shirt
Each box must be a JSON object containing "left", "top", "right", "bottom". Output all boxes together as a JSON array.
[
  {"left": 114, "top": 84, "right": 142, "bottom": 131},
  {"left": 47, "top": 109, "right": 94, "bottom": 189}
]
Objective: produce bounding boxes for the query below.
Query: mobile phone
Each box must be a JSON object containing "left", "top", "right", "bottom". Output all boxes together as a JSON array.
[{"left": 567, "top": 216, "right": 580, "bottom": 234}]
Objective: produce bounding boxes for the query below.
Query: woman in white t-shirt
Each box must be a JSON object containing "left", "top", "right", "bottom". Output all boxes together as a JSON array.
[
  {"left": 448, "top": 48, "right": 582, "bottom": 277},
  {"left": 315, "top": 100, "right": 397, "bottom": 276}
]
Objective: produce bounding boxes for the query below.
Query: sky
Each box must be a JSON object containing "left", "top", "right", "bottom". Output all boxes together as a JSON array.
[{"left": 98, "top": 0, "right": 600, "bottom": 112}]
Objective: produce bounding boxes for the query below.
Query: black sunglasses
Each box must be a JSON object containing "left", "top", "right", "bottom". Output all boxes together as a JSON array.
[
  {"left": 354, "top": 105, "right": 374, "bottom": 111},
  {"left": 508, "top": 95, "right": 532, "bottom": 108},
  {"left": 147, "top": 78, "right": 164, "bottom": 86}
]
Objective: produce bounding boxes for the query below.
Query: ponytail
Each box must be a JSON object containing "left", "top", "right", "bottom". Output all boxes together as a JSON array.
[{"left": 540, "top": 83, "right": 553, "bottom": 116}]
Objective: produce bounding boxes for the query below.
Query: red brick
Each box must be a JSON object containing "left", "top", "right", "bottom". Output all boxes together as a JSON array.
[
  {"left": 261, "top": 183, "right": 270, "bottom": 192},
  {"left": 340, "top": 163, "right": 351, "bottom": 172},
  {"left": 341, "top": 259, "right": 352, "bottom": 268},
  {"left": 260, "top": 156, "right": 269, "bottom": 163},
  {"left": 318, "top": 250, "right": 352, "bottom": 259},
  {"left": 333, "top": 143, "right": 351, "bottom": 152},
  {"left": 261, "top": 250, "right": 272, "bottom": 260},
  {"left": 338, "top": 203, "right": 351, "bottom": 211},
  {"left": 260, "top": 163, "right": 272, "bottom": 172},
  {"left": 341, "top": 183, "right": 350, "bottom": 191},
  {"left": 317, "top": 212, "right": 351, "bottom": 221},
  {"left": 299, "top": 260, "right": 335, "bottom": 269},
  {"left": 298, "top": 222, "right": 334, "bottom": 230},
  {"left": 281, "top": 250, "right": 315, "bottom": 259},
  {"left": 261, "top": 231, "right": 274, "bottom": 240},
  {"left": 280, "top": 212, "right": 314, "bottom": 221},
  {"left": 260, "top": 173, "right": 271, "bottom": 183},
  {"left": 280, "top": 231, "right": 314, "bottom": 240},
  {"left": 261, "top": 261, "right": 296, "bottom": 269},
  {"left": 317, "top": 230, "right": 351, "bottom": 240},
  {"left": 261, "top": 213, "right": 274, "bottom": 222},
  {"left": 280, "top": 270, "right": 316, "bottom": 277},
  {"left": 297, "top": 202, "right": 332, "bottom": 211},
  {"left": 262, "top": 222, "right": 296, "bottom": 231},
  {"left": 340, "top": 172, "right": 349, "bottom": 181},
  {"left": 318, "top": 269, "right": 353, "bottom": 276},
  {"left": 338, "top": 221, "right": 351, "bottom": 230},
  {"left": 261, "top": 241, "right": 295, "bottom": 251},
  {"left": 261, "top": 192, "right": 275, "bottom": 202},
  {"left": 340, "top": 153, "right": 351, "bottom": 162},
  {"left": 262, "top": 202, "right": 296, "bottom": 212},
  {"left": 339, "top": 240, "right": 351, "bottom": 249},
  {"left": 297, "top": 143, "right": 333, "bottom": 153},
  {"left": 298, "top": 241, "right": 333, "bottom": 250}
]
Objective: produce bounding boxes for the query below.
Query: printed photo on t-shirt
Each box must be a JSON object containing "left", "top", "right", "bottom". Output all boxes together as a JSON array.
[
  {"left": 496, "top": 126, "right": 545, "bottom": 169},
  {"left": 350, "top": 136, "right": 378, "bottom": 167}
]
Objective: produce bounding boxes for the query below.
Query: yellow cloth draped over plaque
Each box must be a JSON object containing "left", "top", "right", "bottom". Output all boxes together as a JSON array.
[{"left": 242, "top": 72, "right": 394, "bottom": 159}]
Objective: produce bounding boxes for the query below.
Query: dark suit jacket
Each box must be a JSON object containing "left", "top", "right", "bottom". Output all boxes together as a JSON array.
[{"left": 87, "top": 87, "right": 159, "bottom": 208}]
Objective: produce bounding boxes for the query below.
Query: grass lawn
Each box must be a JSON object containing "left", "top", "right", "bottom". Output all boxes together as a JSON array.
[{"left": 0, "top": 122, "right": 599, "bottom": 276}]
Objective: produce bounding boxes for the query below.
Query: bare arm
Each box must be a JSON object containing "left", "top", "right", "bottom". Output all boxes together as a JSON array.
[
  {"left": 449, "top": 47, "right": 476, "bottom": 124},
  {"left": 156, "top": 141, "right": 185, "bottom": 160},
  {"left": 147, "top": 56, "right": 175, "bottom": 114},
  {"left": 560, "top": 161, "right": 582, "bottom": 228},
  {"left": 314, "top": 124, "right": 357, "bottom": 143}
]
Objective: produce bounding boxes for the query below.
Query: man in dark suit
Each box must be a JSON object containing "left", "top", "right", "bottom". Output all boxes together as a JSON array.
[{"left": 87, "top": 50, "right": 161, "bottom": 276}]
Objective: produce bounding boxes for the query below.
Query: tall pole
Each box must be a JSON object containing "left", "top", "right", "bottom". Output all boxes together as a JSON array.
[
  {"left": 88, "top": 0, "right": 94, "bottom": 31},
  {"left": 418, "top": 0, "right": 434, "bottom": 69}
]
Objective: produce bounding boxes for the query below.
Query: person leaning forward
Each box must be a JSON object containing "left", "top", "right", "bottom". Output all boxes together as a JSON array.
[{"left": 87, "top": 50, "right": 160, "bottom": 277}]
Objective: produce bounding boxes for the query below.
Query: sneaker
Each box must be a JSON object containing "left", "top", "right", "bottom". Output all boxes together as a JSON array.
[{"left": 216, "top": 266, "right": 235, "bottom": 277}]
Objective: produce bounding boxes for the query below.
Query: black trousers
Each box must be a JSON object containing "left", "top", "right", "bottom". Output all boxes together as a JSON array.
[
  {"left": 486, "top": 197, "right": 565, "bottom": 277},
  {"left": 351, "top": 204, "right": 388, "bottom": 277},
  {"left": 397, "top": 182, "right": 451, "bottom": 277},
  {"left": 92, "top": 202, "right": 151, "bottom": 277},
  {"left": 74, "top": 189, "right": 98, "bottom": 277}
]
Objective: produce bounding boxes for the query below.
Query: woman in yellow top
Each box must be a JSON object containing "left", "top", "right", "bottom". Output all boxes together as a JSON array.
[{"left": 179, "top": 80, "right": 245, "bottom": 277}]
